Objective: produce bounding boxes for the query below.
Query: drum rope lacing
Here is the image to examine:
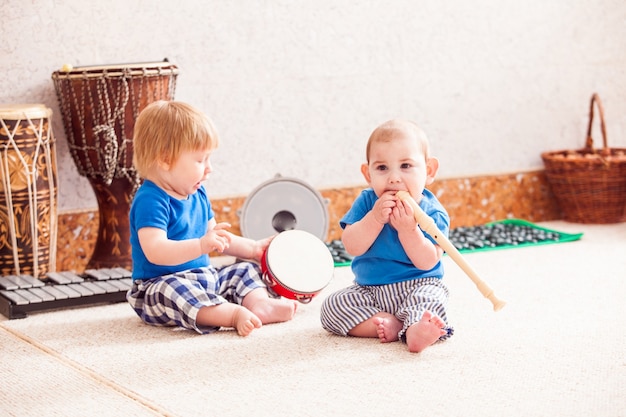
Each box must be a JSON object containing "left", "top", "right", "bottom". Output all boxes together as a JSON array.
[
  {"left": 92, "top": 72, "right": 128, "bottom": 185},
  {"left": 53, "top": 65, "right": 178, "bottom": 194}
]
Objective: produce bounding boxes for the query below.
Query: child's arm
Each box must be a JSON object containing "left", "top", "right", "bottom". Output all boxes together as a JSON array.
[
  {"left": 222, "top": 233, "right": 273, "bottom": 263},
  {"left": 390, "top": 199, "right": 443, "bottom": 270},
  {"left": 138, "top": 219, "right": 232, "bottom": 266}
]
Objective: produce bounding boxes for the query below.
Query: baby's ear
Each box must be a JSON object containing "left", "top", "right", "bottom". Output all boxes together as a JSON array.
[
  {"left": 157, "top": 156, "right": 172, "bottom": 171},
  {"left": 360, "top": 163, "right": 371, "bottom": 184},
  {"left": 425, "top": 157, "right": 439, "bottom": 185}
]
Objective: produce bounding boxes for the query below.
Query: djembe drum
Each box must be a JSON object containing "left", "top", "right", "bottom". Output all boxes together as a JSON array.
[
  {"left": 52, "top": 60, "right": 179, "bottom": 270},
  {"left": 0, "top": 104, "right": 58, "bottom": 278}
]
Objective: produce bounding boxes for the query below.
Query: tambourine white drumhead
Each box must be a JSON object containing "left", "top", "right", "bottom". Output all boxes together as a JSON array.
[
  {"left": 239, "top": 175, "right": 329, "bottom": 241},
  {"left": 265, "top": 230, "right": 334, "bottom": 293}
]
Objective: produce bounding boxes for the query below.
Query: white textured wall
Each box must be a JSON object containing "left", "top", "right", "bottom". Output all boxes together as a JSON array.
[{"left": 2, "top": 0, "right": 625, "bottom": 211}]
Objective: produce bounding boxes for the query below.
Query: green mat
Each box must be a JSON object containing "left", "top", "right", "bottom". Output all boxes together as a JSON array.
[
  {"left": 452, "top": 219, "right": 583, "bottom": 254},
  {"left": 328, "top": 219, "right": 583, "bottom": 266}
]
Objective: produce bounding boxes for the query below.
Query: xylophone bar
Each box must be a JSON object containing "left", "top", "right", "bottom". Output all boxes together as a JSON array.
[{"left": 0, "top": 268, "right": 132, "bottom": 320}]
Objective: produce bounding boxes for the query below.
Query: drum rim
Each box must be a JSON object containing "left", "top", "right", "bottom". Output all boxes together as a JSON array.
[
  {"left": 239, "top": 174, "right": 329, "bottom": 240},
  {"left": 264, "top": 260, "right": 326, "bottom": 296},
  {"left": 51, "top": 61, "right": 179, "bottom": 78},
  {"left": 265, "top": 262, "right": 319, "bottom": 295},
  {"left": 0, "top": 104, "right": 52, "bottom": 119},
  {"left": 264, "top": 230, "right": 334, "bottom": 294}
]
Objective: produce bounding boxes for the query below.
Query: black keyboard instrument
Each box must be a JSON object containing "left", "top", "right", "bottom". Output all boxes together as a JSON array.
[{"left": 0, "top": 268, "right": 132, "bottom": 319}]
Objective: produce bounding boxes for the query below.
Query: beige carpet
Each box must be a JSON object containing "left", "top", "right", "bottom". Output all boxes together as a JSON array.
[{"left": 1, "top": 221, "right": 625, "bottom": 417}]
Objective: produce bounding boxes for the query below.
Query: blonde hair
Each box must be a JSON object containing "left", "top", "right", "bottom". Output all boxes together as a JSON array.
[
  {"left": 133, "top": 101, "right": 219, "bottom": 177},
  {"left": 365, "top": 119, "right": 430, "bottom": 163}
]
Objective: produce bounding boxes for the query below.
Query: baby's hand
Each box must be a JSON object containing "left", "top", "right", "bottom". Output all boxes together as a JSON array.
[
  {"left": 371, "top": 191, "right": 397, "bottom": 224},
  {"left": 249, "top": 235, "right": 275, "bottom": 262},
  {"left": 201, "top": 222, "right": 232, "bottom": 253},
  {"left": 389, "top": 199, "right": 418, "bottom": 233}
]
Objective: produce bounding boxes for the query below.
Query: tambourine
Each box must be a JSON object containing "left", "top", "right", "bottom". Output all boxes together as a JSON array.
[{"left": 261, "top": 230, "right": 334, "bottom": 303}]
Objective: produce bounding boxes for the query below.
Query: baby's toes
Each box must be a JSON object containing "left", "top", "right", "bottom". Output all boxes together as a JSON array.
[{"left": 424, "top": 313, "right": 445, "bottom": 330}]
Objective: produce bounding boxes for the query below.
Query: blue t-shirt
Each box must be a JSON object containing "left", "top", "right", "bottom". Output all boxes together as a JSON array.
[
  {"left": 129, "top": 180, "right": 215, "bottom": 280},
  {"left": 340, "top": 188, "right": 449, "bottom": 286}
]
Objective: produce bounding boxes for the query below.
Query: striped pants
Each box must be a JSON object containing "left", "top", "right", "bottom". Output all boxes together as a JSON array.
[{"left": 320, "top": 277, "right": 453, "bottom": 342}]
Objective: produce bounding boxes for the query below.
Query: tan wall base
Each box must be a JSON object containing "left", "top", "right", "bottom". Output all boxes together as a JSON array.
[{"left": 55, "top": 170, "right": 562, "bottom": 272}]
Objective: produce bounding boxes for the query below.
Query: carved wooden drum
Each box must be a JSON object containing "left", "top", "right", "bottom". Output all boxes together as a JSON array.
[
  {"left": 0, "top": 104, "right": 58, "bottom": 278},
  {"left": 51, "top": 60, "right": 178, "bottom": 269}
]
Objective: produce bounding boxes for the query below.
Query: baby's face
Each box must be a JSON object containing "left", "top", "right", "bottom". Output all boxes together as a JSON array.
[
  {"left": 363, "top": 134, "right": 431, "bottom": 200},
  {"left": 159, "top": 148, "right": 214, "bottom": 199}
]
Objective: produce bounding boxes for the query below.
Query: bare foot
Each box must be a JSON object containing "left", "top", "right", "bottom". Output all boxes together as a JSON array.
[
  {"left": 247, "top": 298, "right": 298, "bottom": 324},
  {"left": 373, "top": 316, "right": 402, "bottom": 343},
  {"left": 405, "top": 310, "right": 446, "bottom": 353},
  {"left": 232, "top": 307, "right": 262, "bottom": 336}
]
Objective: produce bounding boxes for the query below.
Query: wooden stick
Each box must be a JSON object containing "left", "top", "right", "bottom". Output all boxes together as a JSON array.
[{"left": 396, "top": 191, "right": 506, "bottom": 311}]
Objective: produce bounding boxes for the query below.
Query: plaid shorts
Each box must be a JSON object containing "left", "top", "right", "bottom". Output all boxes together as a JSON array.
[
  {"left": 320, "top": 277, "right": 454, "bottom": 342},
  {"left": 127, "top": 262, "right": 275, "bottom": 334}
]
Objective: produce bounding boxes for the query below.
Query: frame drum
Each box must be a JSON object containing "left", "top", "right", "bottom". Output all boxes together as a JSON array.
[
  {"left": 261, "top": 230, "right": 334, "bottom": 303},
  {"left": 52, "top": 60, "right": 178, "bottom": 269},
  {"left": 0, "top": 104, "right": 58, "bottom": 278},
  {"left": 239, "top": 174, "right": 329, "bottom": 241}
]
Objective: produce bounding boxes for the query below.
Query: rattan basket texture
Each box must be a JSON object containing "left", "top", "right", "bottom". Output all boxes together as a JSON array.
[{"left": 541, "top": 94, "right": 626, "bottom": 224}]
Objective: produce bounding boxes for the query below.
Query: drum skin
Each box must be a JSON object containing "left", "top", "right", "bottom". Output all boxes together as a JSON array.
[
  {"left": 261, "top": 230, "right": 334, "bottom": 303},
  {"left": 239, "top": 174, "right": 329, "bottom": 241},
  {"left": 0, "top": 104, "right": 58, "bottom": 278}
]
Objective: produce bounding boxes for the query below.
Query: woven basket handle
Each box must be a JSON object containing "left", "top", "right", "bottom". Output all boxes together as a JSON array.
[{"left": 585, "top": 93, "right": 609, "bottom": 154}]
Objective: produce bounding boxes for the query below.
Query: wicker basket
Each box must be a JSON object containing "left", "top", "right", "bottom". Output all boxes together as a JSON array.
[{"left": 541, "top": 93, "right": 626, "bottom": 223}]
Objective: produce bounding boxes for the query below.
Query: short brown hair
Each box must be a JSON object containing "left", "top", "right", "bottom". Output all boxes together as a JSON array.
[
  {"left": 365, "top": 119, "right": 430, "bottom": 163},
  {"left": 133, "top": 101, "right": 219, "bottom": 177}
]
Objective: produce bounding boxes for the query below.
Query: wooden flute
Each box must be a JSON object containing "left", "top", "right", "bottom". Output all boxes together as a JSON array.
[{"left": 396, "top": 191, "right": 506, "bottom": 312}]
